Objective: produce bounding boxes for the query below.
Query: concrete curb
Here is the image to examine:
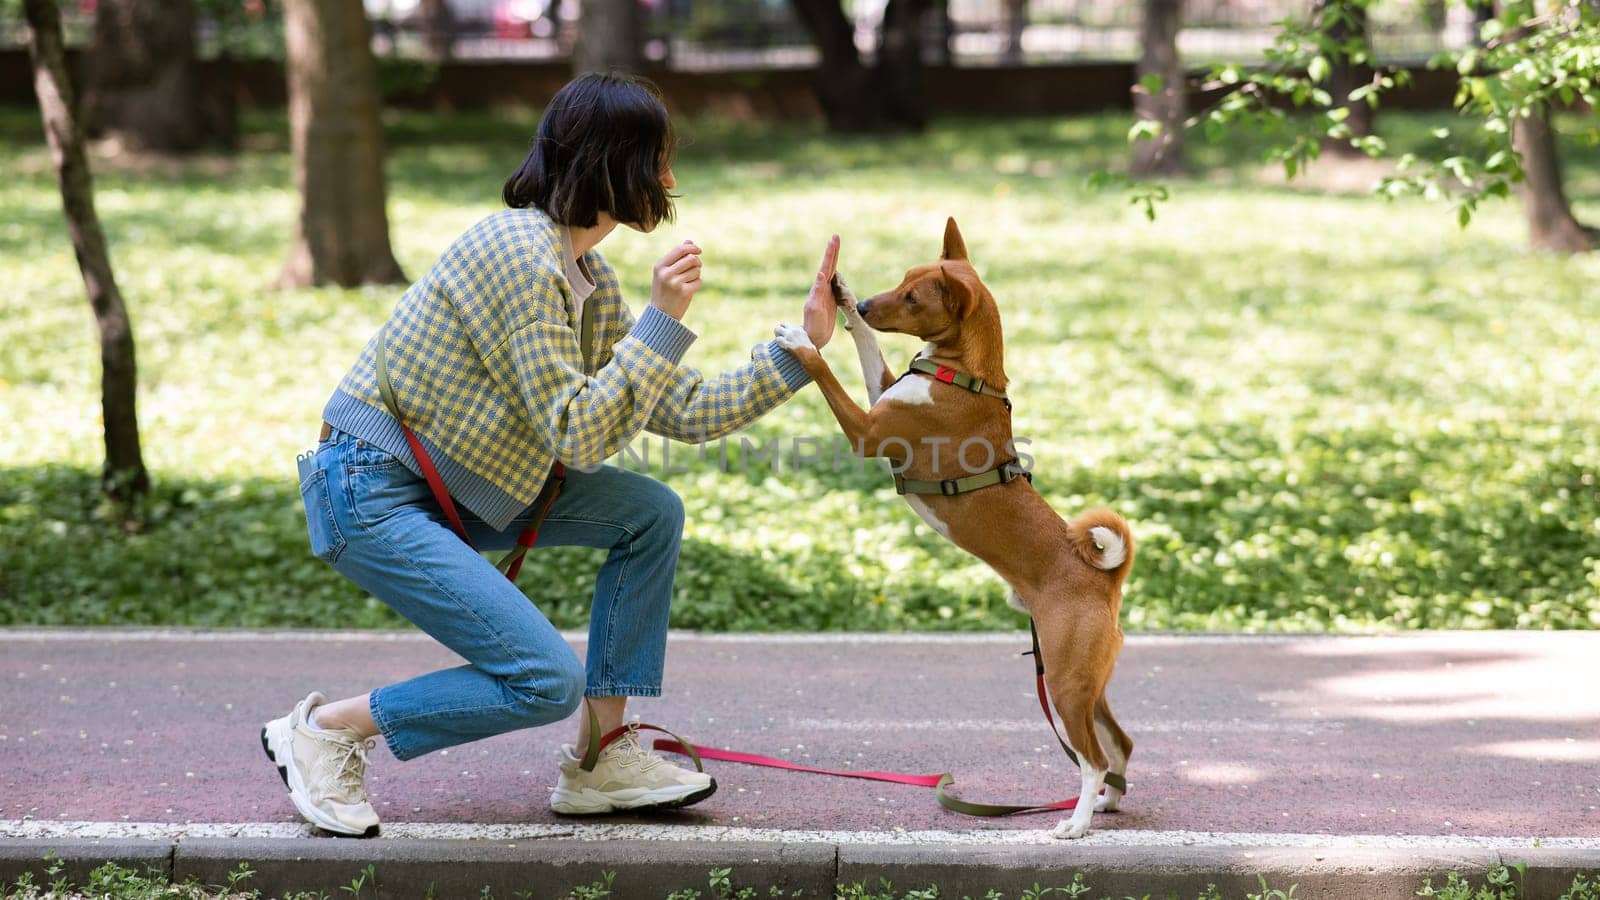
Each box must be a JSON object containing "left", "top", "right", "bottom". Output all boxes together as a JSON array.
[
  {"left": 4, "top": 836, "right": 1599, "bottom": 899},
  {"left": 0, "top": 838, "right": 173, "bottom": 891},
  {"left": 175, "top": 837, "right": 837, "bottom": 899}
]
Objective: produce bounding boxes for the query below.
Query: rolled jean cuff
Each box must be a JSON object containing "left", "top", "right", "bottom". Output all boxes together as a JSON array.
[
  {"left": 585, "top": 684, "right": 662, "bottom": 699},
  {"left": 368, "top": 690, "right": 416, "bottom": 762}
]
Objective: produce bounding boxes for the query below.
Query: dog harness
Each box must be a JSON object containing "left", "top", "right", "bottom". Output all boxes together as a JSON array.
[
  {"left": 906, "top": 358, "right": 1013, "bottom": 409},
  {"left": 891, "top": 357, "right": 1032, "bottom": 496}
]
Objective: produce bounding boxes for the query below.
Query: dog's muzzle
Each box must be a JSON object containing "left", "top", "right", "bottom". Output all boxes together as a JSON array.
[{"left": 856, "top": 301, "right": 870, "bottom": 317}]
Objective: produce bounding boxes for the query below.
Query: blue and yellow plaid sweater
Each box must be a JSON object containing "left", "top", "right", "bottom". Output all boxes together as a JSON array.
[{"left": 322, "top": 207, "right": 811, "bottom": 532}]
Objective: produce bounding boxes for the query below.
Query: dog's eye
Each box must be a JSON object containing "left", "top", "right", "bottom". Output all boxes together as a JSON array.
[{"left": 904, "top": 293, "right": 917, "bottom": 306}]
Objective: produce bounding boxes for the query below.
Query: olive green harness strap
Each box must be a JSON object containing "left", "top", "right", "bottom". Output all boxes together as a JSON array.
[
  {"left": 893, "top": 459, "right": 1032, "bottom": 496},
  {"left": 906, "top": 358, "right": 1012, "bottom": 409}
]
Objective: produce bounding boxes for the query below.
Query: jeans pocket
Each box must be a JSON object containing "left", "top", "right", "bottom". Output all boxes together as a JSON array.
[{"left": 301, "top": 467, "right": 347, "bottom": 565}]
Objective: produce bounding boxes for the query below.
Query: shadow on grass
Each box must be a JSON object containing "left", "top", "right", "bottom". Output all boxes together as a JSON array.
[
  {"left": 4, "top": 412, "right": 1595, "bottom": 632},
  {"left": 0, "top": 463, "right": 947, "bottom": 632}
]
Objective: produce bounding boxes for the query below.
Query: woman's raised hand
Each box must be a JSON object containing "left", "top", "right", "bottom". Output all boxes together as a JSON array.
[
  {"left": 650, "top": 240, "right": 703, "bottom": 320},
  {"left": 802, "top": 235, "right": 841, "bottom": 350}
]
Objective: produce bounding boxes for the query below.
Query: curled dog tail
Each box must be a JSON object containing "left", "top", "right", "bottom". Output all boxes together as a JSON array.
[{"left": 1068, "top": 508, "right": 1134, "bottom": 577}]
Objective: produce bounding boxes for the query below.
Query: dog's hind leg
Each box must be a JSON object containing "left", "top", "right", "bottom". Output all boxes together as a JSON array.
[
  {"left": 1048, "top": 682, "right": 1108, "bottom": 840},
  {"left": 1093, "top": 694, "right": 1132, "bottom": 812},
  {"left": 835, "top": 277, "right": 895, "bottom": 403}
]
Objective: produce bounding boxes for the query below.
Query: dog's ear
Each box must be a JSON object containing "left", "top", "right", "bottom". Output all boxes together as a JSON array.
[
  {"left": 939, "top": 267, "right": 977, "bottom": 319},
  {"left": 941, "top": 217, "right": 968, "bottom": 262}
]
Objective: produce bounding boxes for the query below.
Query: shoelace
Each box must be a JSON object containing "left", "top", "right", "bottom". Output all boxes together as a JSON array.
[
  {"left": 608, "top": 725, "right": 663, "bottom": 773},
  {"left": 320, "top": 733, "right": 375, "bottom": 802}
]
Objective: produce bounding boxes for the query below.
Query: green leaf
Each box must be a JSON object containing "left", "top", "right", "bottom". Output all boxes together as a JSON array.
[
  {"left": 1138, "top": 73, "right": 1165, "bottom": 95},
  {"left": 1308, "top": 56, "right": 1331, "bottom": 84},
  {"left": 1128, "top": 119, "right": 1163, "bottom": 144}
]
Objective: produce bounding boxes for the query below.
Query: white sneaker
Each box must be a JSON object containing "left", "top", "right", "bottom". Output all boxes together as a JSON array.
[
  {"left": 549, "top": 725, "right": 717, "bottom": 815},
  {"left": 260, "top": 691, "right": 381, "bottom": 837}
]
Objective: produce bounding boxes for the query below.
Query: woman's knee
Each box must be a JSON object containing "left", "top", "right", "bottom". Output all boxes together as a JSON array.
[
  {"left": 638, "top": 478, "right": 684, "bottom": 539},
  {"left": 507, "top": 658, "right": 585, "bottom": 722}
]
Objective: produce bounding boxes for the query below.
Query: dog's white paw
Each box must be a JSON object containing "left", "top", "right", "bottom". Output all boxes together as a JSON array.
[
  {"left": 835, "top": 277, "right": 863, "bottom": 331},
  {"left": 773, "top": 323, "right": 815, "bottom": 352},
  {"left": 1095, "top": 790, "right": 1122, "bottom": 813},
  {"left": 1052, "top": 817, "right": 1092, "bottom": 840}
]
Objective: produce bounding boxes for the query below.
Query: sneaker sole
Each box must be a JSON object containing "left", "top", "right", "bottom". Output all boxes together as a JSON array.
[
  {"left": 550, "top": 778, "right": 718, "bottom": 816},
  {"left": 260, "top": 721, "right": 380, "bottom": 838}
]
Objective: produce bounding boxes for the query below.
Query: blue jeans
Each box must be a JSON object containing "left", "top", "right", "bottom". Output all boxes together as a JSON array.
[{"left": 298, "top": 427, "right": 683, "bottom": 761}]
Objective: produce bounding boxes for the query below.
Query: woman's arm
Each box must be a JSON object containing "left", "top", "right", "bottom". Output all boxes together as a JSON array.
[
  {"left": 504, "top": 304, "right": 695, "bottom": 469},
  {"left": 631, "top": 237, "right": 839, "bottom": 443},
  {"left": 641, "top": 322, "right": 812, "bottom": 444}
]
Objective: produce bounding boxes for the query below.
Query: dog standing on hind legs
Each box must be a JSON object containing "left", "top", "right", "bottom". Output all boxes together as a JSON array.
[{"left": 774, "top": 218, "right": 1136, "bottom": 838}]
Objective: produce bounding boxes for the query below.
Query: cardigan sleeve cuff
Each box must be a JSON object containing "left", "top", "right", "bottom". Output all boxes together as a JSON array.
[
  {"left": 631, "top": 305, "right": 697, "bottom": 365},
  {"left": 766, "top": 340, "right": 814, "bottom": 391}
]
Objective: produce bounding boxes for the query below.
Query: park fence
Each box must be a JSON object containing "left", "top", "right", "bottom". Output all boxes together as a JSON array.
[{"left": 1, "top": 0, "right": 1480, "bottom": 70}]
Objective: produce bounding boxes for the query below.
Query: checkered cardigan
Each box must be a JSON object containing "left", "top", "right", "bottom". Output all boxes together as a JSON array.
[{"left": 322, "top": 207, "right": 811, "bottom": 532}]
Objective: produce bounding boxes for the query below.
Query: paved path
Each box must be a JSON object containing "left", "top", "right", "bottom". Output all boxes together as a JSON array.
[{"left": 4, "top": 628, "right": 1597, "bottom": 842}]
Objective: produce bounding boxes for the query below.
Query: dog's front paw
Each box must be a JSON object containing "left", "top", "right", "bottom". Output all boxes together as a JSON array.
[
  {"left": 1052, "top": 817, "right": 1092, "bottom": 840},
  {"left": 1095, "top": 791, "right": 1122, "bottom": 813},
  {"left": 774, "top": 323, "right": 817, "bottom": 353},
  {"left": 834, "top": 275, "right": 862, "bottom": 331}
]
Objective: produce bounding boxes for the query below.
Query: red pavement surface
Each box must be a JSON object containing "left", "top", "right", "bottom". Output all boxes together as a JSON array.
[{"left": 2, "top": 630, "right": 1597, "bottom": 837}]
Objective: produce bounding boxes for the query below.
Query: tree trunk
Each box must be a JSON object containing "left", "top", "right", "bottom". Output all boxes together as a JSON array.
[
  {"left": 23, "top": 0, "right": 150, "bottom": 516},
  {"left": 573, "top": 0, "right": 643, "bottom": 74},
  {"left": 278, "top": 0, "right": 406, "bottom": 289},
  {"left": 418, "top": 0, "right": 456, "bottom": 62},
  {"left": 790, "top": 0, "right": 928, "bottom": 133},
  {"left": 876, "top": 0, "right": 931, "bottom": 131},
  {"left": 84, "top": 0, "right": 229, "bottom": 153},
  {"left": 790, "top": 0, "right": 878, "bottom": 131},
  {"left": 931, "top": 0, "right": 953, "bottom": 66},
  {"left": 1001, "top": 0, "right": 1027, "bottom": 65},
  {"left": 1131, "top": 0, "right": 1184, "bottom": 177},
  {"left": 1316, "top": 0, "right": 1374, "bottom": 156},
  {"left": 1513, "top": 106, "right": 1596, "bottom": 253}
]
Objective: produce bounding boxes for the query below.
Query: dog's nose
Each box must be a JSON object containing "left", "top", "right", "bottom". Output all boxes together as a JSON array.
[{"left": 856, "top": 301, "right": 869, "bottom": 317}]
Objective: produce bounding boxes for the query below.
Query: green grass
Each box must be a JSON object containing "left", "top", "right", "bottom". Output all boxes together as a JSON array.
[
  {"left": 6, "top": 859, "right": 1599, "bottom": 899},
  {"left": 1, "top": 106, "right": 1597, "bottom": 631}
]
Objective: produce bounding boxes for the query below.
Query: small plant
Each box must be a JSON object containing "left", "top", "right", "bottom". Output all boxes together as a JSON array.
[
  {"left": 1245, "top": 875, "right": 1299, "bottom": 900},
  {"left": 1562, "top": 872, "right": 1600, "bottom": 900},
  {"left": 225, "top": 861, "right": 258, "bottom": 895},
  {"left": 1021, "top": 874, "right": 1090, "bottom": 898},
  {"left": 568, "top": 870, "right": 617, "bottom": 900},
  {"left": 1417, "top": 863, "right": 1527, "bottom": 900},
  {"left": 340, "top": 863, "right": 378, "bottom": 899}
]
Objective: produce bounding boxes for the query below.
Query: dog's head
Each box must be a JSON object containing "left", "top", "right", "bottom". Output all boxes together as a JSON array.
[{"left": 855, "top": 218, "right": 993, "bottom": 342}]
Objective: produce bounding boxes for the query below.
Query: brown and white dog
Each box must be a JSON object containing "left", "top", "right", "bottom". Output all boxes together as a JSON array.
[{"left": 773, "top": 218, "right": 1135, "bottom": 838}]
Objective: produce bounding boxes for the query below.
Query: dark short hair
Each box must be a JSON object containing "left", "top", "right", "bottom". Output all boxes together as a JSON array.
[{"left": 503, "top": 73, "right": 677, "bottom": 229}]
